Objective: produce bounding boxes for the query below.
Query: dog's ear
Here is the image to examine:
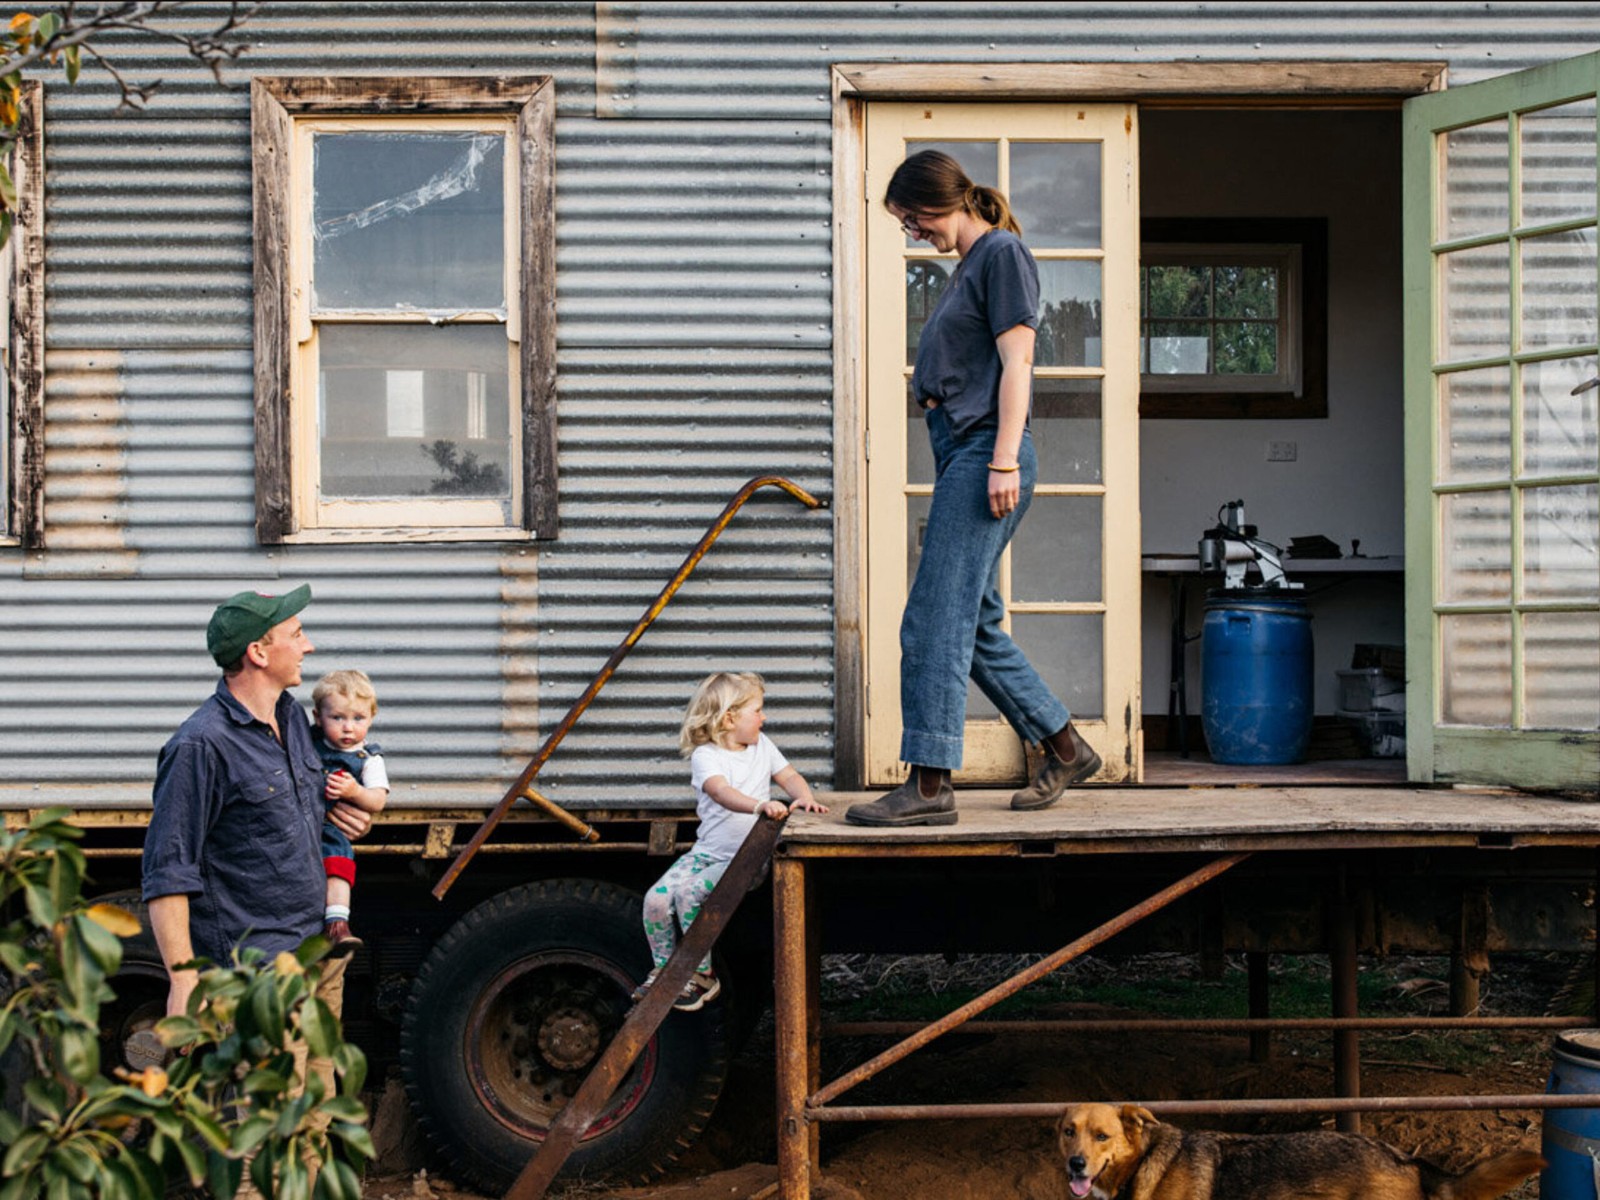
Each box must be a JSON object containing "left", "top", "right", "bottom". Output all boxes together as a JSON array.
[{"left": 1119, "top": 1104, "right": 1158, "bottom": 1145}]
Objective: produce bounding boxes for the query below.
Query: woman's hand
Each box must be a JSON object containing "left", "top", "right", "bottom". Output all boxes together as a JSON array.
[
  {"left": 988, "top": 464, "right": 1020, "bottom": 518},
  {"left": 989, "top": 323, "right": 1034, "bottom": 519}
]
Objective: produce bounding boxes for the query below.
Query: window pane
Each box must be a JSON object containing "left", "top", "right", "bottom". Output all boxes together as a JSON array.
[
  {"left": 1012, "top": 613, "right": 1103, "bottom": 719},
  {"left": 1519, "top": 227, "right": 1597, "bottom": 351},
  {"left": 1146, "top": 265, "right": 1210, "bottom": 318},
  {"left": 313, "top": 132, "right": 506, "bottom": 311},
  {"left": 906, "top": 383, "right": 934, "bottom": 485},
  {"left": 1522, "top": 355, "right": 1599, "bottom": 478},
  {"left": 1214, "top": 266, "right": 1278, "bottom": 319},
  {"left": 1011, "top": 495, "right": 1102, "bottom": 603},
  {"left": 1439, "top": 242, "right": 1511, "bottom": 362},
  {"left": 1443, "top": 119, "right": 1510, "bottom": 241},
  {"left": 1031, "top": 378, "right": 1102, "bottom": 485},
  {"left": 1035, "top": 261, "right": 1102, "bottom": 368},
  {"left": 905, "top": 258, "right": 954, "bottom": 366},
  {"left": 1524, "top": 611, "right": 1600, "bottom": 729},
  {"left": 1440, "top": 613, "right": 1512, "bottom": 727},
  {"left": 1214, "top": 323, "right": 1278, "bottom": 375},
  {"left": 1010, "top": 141, "right": 1100, "bottom": 249},
  {"left": 319, "top": 324, "right": 512, "bottom": 505},
  {"left": 1439, "top": 366, "right": 1512, "bottom": 484},
  {"left": 1147, "top": 321, "right": 1209, "bottom": 374},
  {"left": 1523, "top": 483, "right": 1599, "bottom": 602},
  {"left": 1440, "top": 490, "right": 1512, "bottom": 604},
  {"left": 1520, "top": 98, "right": 1597, "bottom": 227}
]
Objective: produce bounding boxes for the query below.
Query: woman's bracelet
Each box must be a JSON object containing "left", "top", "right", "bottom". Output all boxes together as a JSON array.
[{"left": 987, "top": 462, "right": 1020, "bottom": 473}]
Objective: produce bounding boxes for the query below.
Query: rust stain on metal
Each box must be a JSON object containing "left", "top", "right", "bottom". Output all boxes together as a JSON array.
[{"left": 500, "top": 545, "right": 541, "bottom": 758}]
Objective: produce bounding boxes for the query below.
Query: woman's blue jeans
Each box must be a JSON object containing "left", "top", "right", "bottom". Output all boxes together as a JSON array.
[{"left": 899, "top": 406, "right": 1072, "bottom": 770}]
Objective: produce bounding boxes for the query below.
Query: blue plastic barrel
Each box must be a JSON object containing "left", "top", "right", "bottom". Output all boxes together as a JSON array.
[
  {"left": 1200, "top": 592, "right": 1313, "bottom": 765},
  {"left": 1542, "top": 1029, "right": 1600, "bottom": 1199}
]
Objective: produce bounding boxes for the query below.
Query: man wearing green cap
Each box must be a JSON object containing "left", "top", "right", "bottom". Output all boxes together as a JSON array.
[{"left": 142, "top": 584, "right": 372, "bottom": 1018}]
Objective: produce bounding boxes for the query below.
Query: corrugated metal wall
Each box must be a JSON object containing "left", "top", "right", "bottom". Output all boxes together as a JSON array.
[{"left": 5, "top": 1, "right": 1600, "bottom": 806}]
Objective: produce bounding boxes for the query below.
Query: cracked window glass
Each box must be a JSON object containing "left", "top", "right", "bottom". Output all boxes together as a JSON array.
[{"left": 313, "top": 132, "right": 506, "bottom": 311}]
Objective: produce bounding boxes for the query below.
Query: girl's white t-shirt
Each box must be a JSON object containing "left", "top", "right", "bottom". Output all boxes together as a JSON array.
[{"left": 688, "top": 733, "right": 790, "bottom": 861}]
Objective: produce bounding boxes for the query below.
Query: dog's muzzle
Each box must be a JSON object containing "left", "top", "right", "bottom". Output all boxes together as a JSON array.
[{"left": 1066, "top": 1154, "right": 1095, "bottom": 1198}]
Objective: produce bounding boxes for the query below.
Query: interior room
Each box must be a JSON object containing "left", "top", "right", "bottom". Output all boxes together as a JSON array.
[{"left": 1137, "top": 107, "right": 1408, "bottom": 780}]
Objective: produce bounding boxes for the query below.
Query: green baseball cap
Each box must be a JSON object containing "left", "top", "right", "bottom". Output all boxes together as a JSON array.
[{"left": 206, "top": 584, "right": 311, "bottom": 667}]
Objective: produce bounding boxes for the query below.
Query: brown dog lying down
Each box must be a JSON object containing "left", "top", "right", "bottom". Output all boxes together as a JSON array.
[{"left": 1057, "top": 1103, "right": 1544, "bottom": 1200}]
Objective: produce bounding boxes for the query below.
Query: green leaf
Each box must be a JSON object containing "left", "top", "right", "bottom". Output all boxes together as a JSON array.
[
  {"left": 331, "top": 1043, "right": 366, "bottom": 1095},
  {"left": 0, "top": 1106, "right": 20, "bottom": 1145},
  {"left": 328, "top": 1122, "right": 376, "bottom": 1162},
  {"left": 185, "top": 1107, "right": 231, "bottom": 1153},
  {"left": 50, "top": 1142, "right": 96, "bottom": 1185},
  {"left": 317, "top": 1096, "right": 365, "bottom": 1124},
  {"left": 21, "top": 879, "right": 54, "bottom": 927},
  {"left": 233, "top": 1113, "right": 274, "bottom": 1155},
  {"left": 100, "top": 1158, "right": 135, "bottom": 1200},
  {"left": 47, "top": 851, "right": 82, "bottom": 924},
  {"left": 2, "top": 1129, "right": 48, "bottom": 1175},
  {"left": 206, "top": 1148, "right": 243, "bottom": 1200},
  {"left": 35, "top": 13, "right": 59, "bottom": 42},
  {"left": 242, "top": 1068, "right": 291, "bottom": 1096},
  {"left": 278, "top": 1145, "right": 310, "bottom": 1200},
  {"left": 247, "top": 974, "right": 285, "bottom": 1046},
  {"left": 173, "top": 1133, "right": 206, "bottom": 1187},
  {"left": 128, "top": 1150, "right": 164, "bottom": 1200},
  {"left": 154, "top": 1014, "right": 201, "bottom": 1048},
  {"left": 299, "top": 996, "right": 337, "bottom": 1059},
  {"left": 248, "top": 1144, "right": 274, "bottom": 1198},
  {"left": 21, "top": 1077, "right": 64, "bottom": 1120},
  {"left": 313, "top": 1157, "right": 360, "bottom": 1200},
  {"left": 45, "top": 1167, "right": 73, "bottom": 1200},
  {"left": 64, "top": 45, "right": 79, "bottom": 85},
  {"left": 75, "top": 912, "right": 124, "bottom": 975},
  {"left": 56, "top": 1024, "right": 99, "bottom": 1084}
]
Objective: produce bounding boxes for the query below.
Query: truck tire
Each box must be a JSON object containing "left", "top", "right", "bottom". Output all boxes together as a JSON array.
[
  {"left": 401, "top": 879, "right": 728, "bottom": 1190},
  {"left": 88, "top": 892, "right": 170, "bottom": 1073}
]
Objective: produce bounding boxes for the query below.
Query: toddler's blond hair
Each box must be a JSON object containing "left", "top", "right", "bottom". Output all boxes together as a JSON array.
[
  {"left": 313, "top": 668, "right": 379, "bottom": 716},
  {"left": 679, "top": 671, "right": 763, "bottom": 756}
]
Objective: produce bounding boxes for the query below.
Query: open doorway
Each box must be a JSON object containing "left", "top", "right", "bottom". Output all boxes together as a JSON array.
[{"left": 1137, "top": 108, "right": 1408, "bottom": 783}]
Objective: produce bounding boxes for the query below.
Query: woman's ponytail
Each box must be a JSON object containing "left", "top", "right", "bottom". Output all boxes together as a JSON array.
[{"left": 969, "top": 184, "right": 1021, "bottom": 236}]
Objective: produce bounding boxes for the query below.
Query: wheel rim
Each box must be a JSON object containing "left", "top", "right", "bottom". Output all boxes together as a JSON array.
[{"left": 465, "top": 951, "right": 656, "bottom": 1142}]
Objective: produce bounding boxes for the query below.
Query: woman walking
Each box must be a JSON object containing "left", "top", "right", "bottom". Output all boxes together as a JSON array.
[{"left": 845, "top": 150, "right": 1100, "bottom": 828}]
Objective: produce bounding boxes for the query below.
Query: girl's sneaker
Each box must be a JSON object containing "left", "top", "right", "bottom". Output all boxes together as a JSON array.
[
  {"left": 673, "top": 970, "right": 721, "bottom": 1013},
  {"left": 630, "top": 969, "right": 660, "bottom": 1004}
]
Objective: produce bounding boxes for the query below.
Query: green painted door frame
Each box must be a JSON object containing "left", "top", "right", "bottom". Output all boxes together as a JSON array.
[{"left": 1402, "top": 54, "right": 1600, "bottom": 789}]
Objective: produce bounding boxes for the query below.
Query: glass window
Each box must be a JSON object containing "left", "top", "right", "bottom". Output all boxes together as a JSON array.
[
  {"left": 251, "top": 77, "right": 555, "bottom": 542},
  {"left": 1139, "top": 219, "right": 1326, "bottom": 419}
]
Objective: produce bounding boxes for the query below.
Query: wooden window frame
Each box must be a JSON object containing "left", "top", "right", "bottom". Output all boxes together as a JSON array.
[
  {"left": 3, "top": 80, "right": 44, "bottom": 548},
  {"left": 1139, "top": 217, "right": 1328, "bottom": 419},
  {"left": 251, "top": 76, "right": 556, "bottom": 544}
]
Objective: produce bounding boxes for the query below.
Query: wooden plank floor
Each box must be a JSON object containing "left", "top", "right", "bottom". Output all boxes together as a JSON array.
[{"left": 789, "top": 784, "right": 1600, "bottom": 854}]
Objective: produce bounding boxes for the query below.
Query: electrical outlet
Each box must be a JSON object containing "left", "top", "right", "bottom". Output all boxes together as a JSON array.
[{"left": 1267, "top": 440, "right": 1298, "bottom": 462}]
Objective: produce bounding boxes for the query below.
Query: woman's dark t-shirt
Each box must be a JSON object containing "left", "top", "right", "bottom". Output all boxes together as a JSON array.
[{"left": 910, "top": 228, "right": 1040, "bottom": 437}]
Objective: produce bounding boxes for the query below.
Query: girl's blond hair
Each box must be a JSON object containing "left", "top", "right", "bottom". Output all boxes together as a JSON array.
[
  {"left": 679, "top": 671, "right": 764, "bottom": 756},
  {"left": 313, "top": 668, "right": 378, "bottom": 715}
]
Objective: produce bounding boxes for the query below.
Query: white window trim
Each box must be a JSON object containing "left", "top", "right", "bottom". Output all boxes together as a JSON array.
[{"left": 1141, "top": 242, "right": 1303, "bottom": 395}]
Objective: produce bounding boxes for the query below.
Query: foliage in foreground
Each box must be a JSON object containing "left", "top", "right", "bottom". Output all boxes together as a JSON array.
[{"left": 1, "top": 808, "right": 372, "bottom": 1200}]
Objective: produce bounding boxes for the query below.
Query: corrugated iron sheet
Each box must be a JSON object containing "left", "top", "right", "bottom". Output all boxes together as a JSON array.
[{"left": 9, "top": 1, "right": 1600, "bottom": 806}]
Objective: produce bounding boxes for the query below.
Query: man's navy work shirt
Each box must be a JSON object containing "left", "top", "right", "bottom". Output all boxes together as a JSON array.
[
  {"left": 910, "top": 228, "right": 1041, "bottom": 438},
  {"left": 142, "top": 679, "right": 326, "bottom": 963}
]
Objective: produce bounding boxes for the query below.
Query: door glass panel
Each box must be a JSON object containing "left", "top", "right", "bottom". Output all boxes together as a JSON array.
[
  {"left": 1036, "top": 261, "right": 1103, "bottom": 367},
  {"left": 1524, "top": 611, "right": 1600, "bottom": 728},
  {"left": 313, "top": 131, "right": 506, "bottom": 311},
  {"left": 1520, "top": 98, "right": 1598, "bottom": 226},
  {"left": 1439, "top": 366, "right": 1512, "bottom": 484},
  {"left": 1440, "top": 490, "right": 1513, "bottom": 603},
  {"left": 1440, "top": 613, "right": 1513, "bottom": 727},
  {"left": 1031, "top": 378, "right": 1102, "bottom": 484},
  {"left": 904, "top": 140, "right": 997, "bottom": 247},
  {"left": 1522, "top": 355, "right": 1600, "bottom": 477},
  {"left": 1522, "top": 483, "right": 1600, "bottom": 601},
  {"left": 1010, "top": 141, "right": 1101, "bottom": 249},
  {"left": 906, "top": 385, "right": 934, "bottom": 484},
  {"left": 1442, "top": 119, "right": 1510, "bottom": 241},
  {"left": 1519, "top": 227, "right": 1598, "bottom": 350},
  {"left": 906, "top": 493, "right": 931, "bottom": 588},
  {"left": 1012, "top": 613, "right": 1103, "bottom": 718},
  {"left": 1012, "top": 496, "right": 1102, "bottom": 603},
  {"left": 966, "top": 679, "right": 999, "bottom": 718},
  {"left": 1440, "top": 242, "right": 1511, "bottom": 361},
  {"left": 905, "top": 258, "right": 955, "bottom": 365},
  {"left": 319, "top": 324, "right": 511, "bottom": 503}
]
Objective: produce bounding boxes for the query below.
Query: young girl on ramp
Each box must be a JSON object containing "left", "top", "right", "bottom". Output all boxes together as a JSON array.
[{"left": 636, "top": 671, "right": 828, "bottom": 1011}]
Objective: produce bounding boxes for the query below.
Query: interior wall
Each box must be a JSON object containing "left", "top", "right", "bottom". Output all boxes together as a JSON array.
[{"left": 1138, "top": 109, "right": 1405, "bottom": 719}]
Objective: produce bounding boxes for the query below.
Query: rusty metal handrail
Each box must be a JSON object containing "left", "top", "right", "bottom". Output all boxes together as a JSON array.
[
  {"left": 808, "top": 852, "right": 1251, "bottom": 1108},
  {"left": 808, "top": 1093, "right": 1600, "bottom": 1122},
  {"left": 432, "top": 476, "right": 825, "bottom": 898},
  {"left": 826, "top": 1015, "right": 1590, "bottom": 1036}
]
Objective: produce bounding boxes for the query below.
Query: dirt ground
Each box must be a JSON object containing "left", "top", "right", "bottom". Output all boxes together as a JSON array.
[{"left": 365, "top": 954, "right": 1568, "bottom": 1200}]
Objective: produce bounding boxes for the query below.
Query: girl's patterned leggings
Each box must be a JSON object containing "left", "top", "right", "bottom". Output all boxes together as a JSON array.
[{"left": 642, "top": 851, "right": 727, "bottom": 973}]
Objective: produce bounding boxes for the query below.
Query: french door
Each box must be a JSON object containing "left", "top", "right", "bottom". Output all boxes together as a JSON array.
[
  {"left": 1403, "top": 53, "right": 1600, "bottom": 786},
  {"left": 862, "top": 102, "right": 1142, "bottom": 785}
]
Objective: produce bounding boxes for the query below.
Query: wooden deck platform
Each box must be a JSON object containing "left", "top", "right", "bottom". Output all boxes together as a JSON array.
[{"left": 787, "top": 784, "right": 1600, "bottom": 854}]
